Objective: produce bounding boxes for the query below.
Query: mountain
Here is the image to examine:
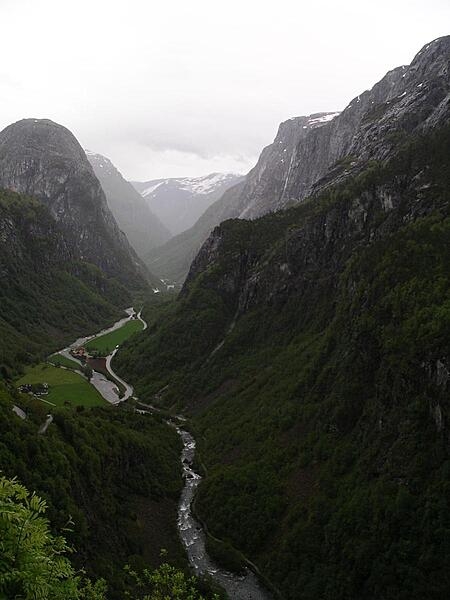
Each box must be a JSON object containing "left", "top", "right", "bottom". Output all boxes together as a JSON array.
[
  {"left": 0, "top": 118, "right": 164, "bottom": 373},
  {"left": 144, "top": 113, "right": 341, "bottom": 283},
  {"left": 86, "top": 151, "right": 171, "bottom": 259},
  {"left": 0, "top": 121, "right": 185, "bottom": 590},
  {"left": 227, "top": 35, "right": 449, "bottom": 221},
  {"left": 115, "top": 36, "right": 450, "bottom": 600},
  {"left": 132, "top": 172, "right": 244, "bottom": 236},
  {"left": 0, "top": 119, "right": 151, "bottom": 290},
  {"left": 145, "top": 35, "right": 450, "bottom": 284},
  {"left": 144, "top": 181, "right": 246, "bottom": 284},
  {"left": 0, "top": 188, "right": 129, "bottom": 374}
]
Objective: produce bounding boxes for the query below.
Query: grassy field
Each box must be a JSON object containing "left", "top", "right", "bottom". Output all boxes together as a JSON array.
[
  {"left": 48, "top": 353, "right": 80, "bottom": 370},
  {"left": 16, "top": 364, "right": 106, "bottom": 408},
  {"left": 85, "top": 319, "right": 144, "bottom": 355}
]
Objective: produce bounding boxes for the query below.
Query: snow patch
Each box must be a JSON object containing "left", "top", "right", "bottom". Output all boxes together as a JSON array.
[
  {"left": 142, "top": 181, "right": 165, "bottom": 197},
  {"left": 178, "top": 173, "right": 238, "bottom": 194},
  {"left": 307, "top": 112, "right": 340, "bottom": 125},
  {"left": 141, "top": 173, "right": 240, "bottom": 198}
]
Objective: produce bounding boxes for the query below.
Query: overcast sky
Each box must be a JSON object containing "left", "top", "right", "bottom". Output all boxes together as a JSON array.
[{"left": 0, "top": 0, "right": 448, "bottom": 180}]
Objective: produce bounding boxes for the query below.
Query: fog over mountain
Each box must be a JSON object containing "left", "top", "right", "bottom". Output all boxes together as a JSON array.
[
  {"left": 0, "top": 0, "right": 448, "bottom": 180},
  {"left": 87, "top": 151, "right": 171, "bottom": 256}
]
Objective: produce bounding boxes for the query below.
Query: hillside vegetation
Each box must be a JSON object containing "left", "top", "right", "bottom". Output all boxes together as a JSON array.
[
  {"left": 0, "top": 474, "right": 217, "bottom": 600},
  {"left": 0, "top": 189, "right": 133, "bottom": 375},
  {"left": 0, "top": 383, "right": 184, "bottom": 597},
  {"left": 116, "top": 126, "right": 450, "bottom": 599}
]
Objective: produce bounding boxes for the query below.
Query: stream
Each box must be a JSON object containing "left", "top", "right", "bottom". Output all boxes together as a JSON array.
[
  {"left": 176, "top": 426, "right": 274, "bottom": 600},
  {"left": 59, "top": 308, "right": 274, "bottom": 600}
]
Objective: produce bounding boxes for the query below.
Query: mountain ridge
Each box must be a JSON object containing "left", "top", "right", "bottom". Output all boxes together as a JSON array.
[
  {"left": 132, "top": 172, "right": 244, "bottom": 236},
  {"left": 86, "top": 150, "right": 171, "bottom": 259},
  {"left": 145, "top": 35, "right": 449, "bottom": 284},
  {"left": 0, "top": 118, "right": 152, "bottom": 290},
  {"left": 117, "top": 120, "right": 450, "bottom": 600},
  {"left": 0, "top": 188, "right": 130, "bottom": 374}
]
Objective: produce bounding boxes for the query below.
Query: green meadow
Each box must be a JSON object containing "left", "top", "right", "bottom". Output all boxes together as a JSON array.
[
  {"left": 16, "top": 363, "right": 105, "bottom": 408},
  {"left": 85, "top": 319, "right": 143, "bottom": 355},
  {"left": 48, "top": 353, "right": 80, "bottom": 370}
]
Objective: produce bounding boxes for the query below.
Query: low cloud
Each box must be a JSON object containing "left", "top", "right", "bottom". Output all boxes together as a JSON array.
[{"left": 0, "top": 0, "right": 448, "bottom": 179}]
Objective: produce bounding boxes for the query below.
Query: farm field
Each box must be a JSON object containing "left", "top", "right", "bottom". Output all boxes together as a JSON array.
[
  {"left": 16, "top": 363, "right": 106, "bottom": 408},
  {"left": 48, "top": 353, "right": 80, "bottom": 370},
  {"left": 85, "top": 319, "right": 143, "bottom": 355}
]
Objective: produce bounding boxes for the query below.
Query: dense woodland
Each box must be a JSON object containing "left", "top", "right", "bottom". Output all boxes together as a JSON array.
[
  {"left": 115, "top": 126, "right": 450, "bottom": 599},
  {"left": 0, "top": 382, "right": 188, "bottom": 596},
  {"left": 0, "top": 474, "right": 218, "bottom": 599}
]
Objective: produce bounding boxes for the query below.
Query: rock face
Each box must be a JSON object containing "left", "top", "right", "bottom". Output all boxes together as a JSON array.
[
  {"left": 86, "top": 151, "right": 171, "bottom": 259},
  {"left": 0, "top": 188, "right": 129, "bottom": 372},
  {"left": 230, "top": 36, "right": 450, "bottom": 219},
  {"left": 0, "top": 191, "right": 72, "bottom": 274},
  {"left": 0, "top": 119, "right": 149, "bottom": 289},
  {"left": 236, "top": 112, "right": 341, "bottom": 219},
  {"left": 185, "top": 142, "right": 447, "bottom": 317},
  {"left": 186, "top": 35, "right": 450, "bottom": 298},
  {"left": 132, "top": 172, "right": 244, "bottom": 236},
  {"left": 148, "top": 36, "right": 449, "bottom": 284}
]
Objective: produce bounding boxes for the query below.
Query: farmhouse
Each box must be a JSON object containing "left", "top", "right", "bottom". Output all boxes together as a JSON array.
[{"left": 71, "top": 346, "right": 88, "bottom": 360}]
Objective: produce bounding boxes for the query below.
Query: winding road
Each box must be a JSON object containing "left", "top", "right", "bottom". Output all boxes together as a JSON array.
[
  {"left": 106, "top": 348, "right": 134, "bottom": 401},
  {"left": 58, "top": 307, "right": 141, "bottom": 405},
  {"left": 38, "top": 414, "right": 53, "bottom": 434}
]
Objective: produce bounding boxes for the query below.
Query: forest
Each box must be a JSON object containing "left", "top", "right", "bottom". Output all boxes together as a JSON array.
[
  {"left": 115, "top": 126, "right": 450, "bottom": 599},
  {"left": 0, "top": 381, "right": 188, "bottom": 596}
]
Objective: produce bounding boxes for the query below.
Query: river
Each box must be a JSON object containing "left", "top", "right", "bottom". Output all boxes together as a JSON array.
[
  {"left": 60, "top": 308, "right": 274, "bottom": 600},
  {"left": 176, "top": 426, "right": 274, "bottom": 600}
]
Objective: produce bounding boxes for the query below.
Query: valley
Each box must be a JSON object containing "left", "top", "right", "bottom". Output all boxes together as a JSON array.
[
  {"left": 176, "top": 426, "right": 275, "bottom": 600},
  {"left": 14, "top": 308, "right": 145, "bottom": 410},
  {"left": 0, "top": 20, "right": 449, "bottom": 600},
  {"left": 11, "top": 304, "right": 275, "bottom": 598}
]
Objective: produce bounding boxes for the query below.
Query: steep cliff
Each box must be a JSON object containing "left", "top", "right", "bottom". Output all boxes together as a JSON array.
[
  {"left": 236, "top": 36, "right": 449, "bottom": 219},
  {"left": 0, "top": 189, "right": 130, "bottom": 374},
  {"left": 147, "top": 36, "right": 449, "bottom": 284},
  {"left": 87, "top": 151, "right": 171, "bottom": 258},
  {"left": 0, "top": 119, "right": 151, "bottom": 290}
]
